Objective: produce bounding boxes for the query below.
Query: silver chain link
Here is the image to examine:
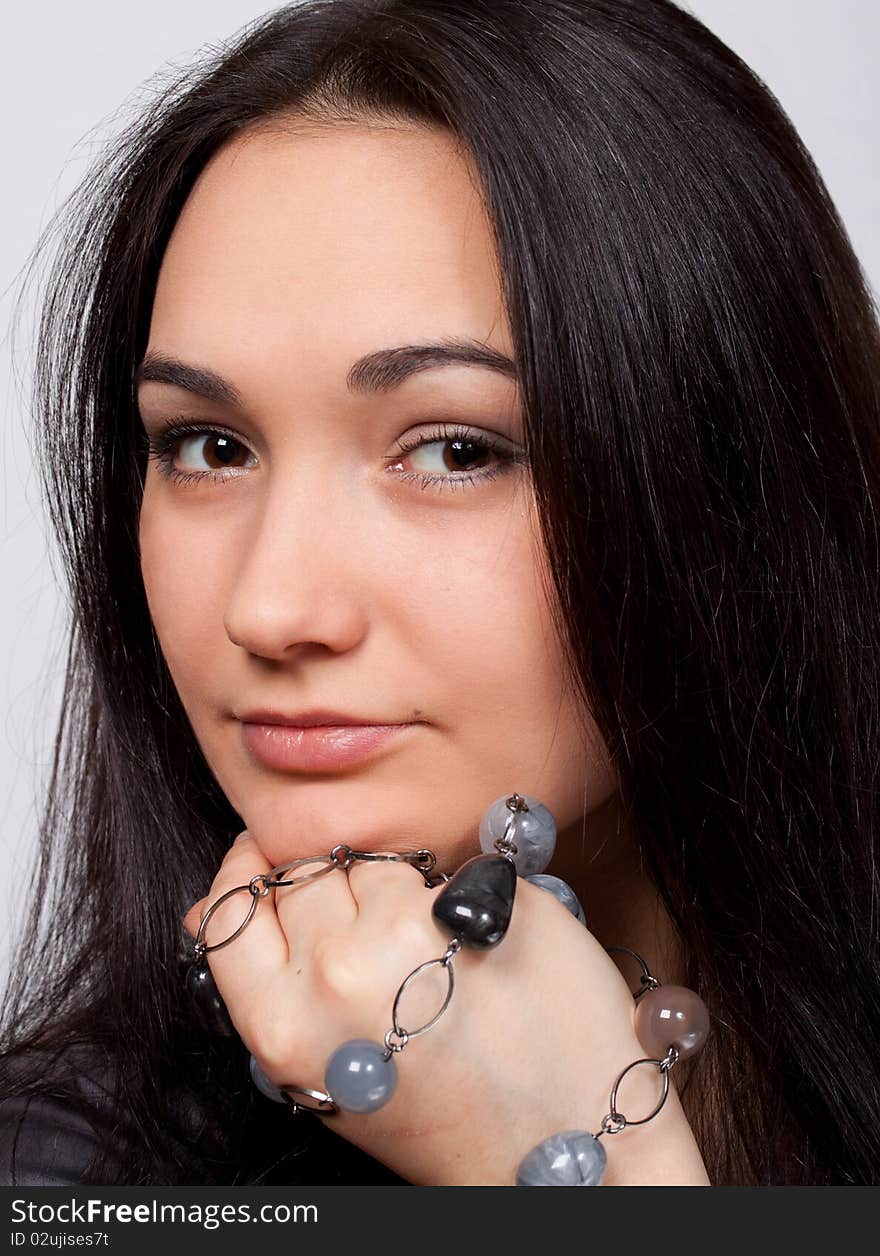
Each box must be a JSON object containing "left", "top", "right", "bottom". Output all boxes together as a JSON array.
[{"left": 192, "top": 843, "right": 443, "bottom": 953}]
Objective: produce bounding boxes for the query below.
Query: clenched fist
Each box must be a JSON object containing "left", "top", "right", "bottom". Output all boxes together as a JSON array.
[{"left": 183, "top": 831, "right": 710, "bottom": 1186}]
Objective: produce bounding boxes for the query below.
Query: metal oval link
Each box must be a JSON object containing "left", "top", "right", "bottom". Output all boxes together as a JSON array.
[
  {"left": 608, "top": 1057, "right": 671, "bottom": 1127},
  {"left": 195, "top": 883, "right": 260, "bottom": 953},
  {"left": 344, "top": 847, "right": 440, "bottom": 874},
  {"left": 605, "top": 945, "right": 660, "bottom": 1000},
  {"left": 266, "top": 856, "right": 337, "bottom": 889},
  {"left": 391, "top": 956, "right": 456, "bottom": 1039}
]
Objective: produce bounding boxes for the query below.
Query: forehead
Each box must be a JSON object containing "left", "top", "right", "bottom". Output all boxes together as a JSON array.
[{"left": 147, "top": 121, "right": 510, "bottom": 391}]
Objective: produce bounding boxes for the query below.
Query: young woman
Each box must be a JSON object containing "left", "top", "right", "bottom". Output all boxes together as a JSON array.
[{"left": 1, "top": 0, "right": 878, "bottom": 1187}]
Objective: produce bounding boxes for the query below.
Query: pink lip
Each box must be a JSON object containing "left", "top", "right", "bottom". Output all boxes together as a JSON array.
[
  {"left": 241, "top": 721, "right": 414, "bottom": 772},
  {"left": 238, "top": 707, "right": 389, "bottom": 727}
]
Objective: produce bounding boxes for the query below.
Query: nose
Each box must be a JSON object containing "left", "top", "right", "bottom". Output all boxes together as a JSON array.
[{"left": 223, "top": 473, "right": 370, "bottom": 660}]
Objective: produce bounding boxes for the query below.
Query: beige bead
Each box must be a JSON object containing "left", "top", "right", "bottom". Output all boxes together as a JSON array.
[{"left": 634, "top": 984, "right": 710, "bottom": 1061}]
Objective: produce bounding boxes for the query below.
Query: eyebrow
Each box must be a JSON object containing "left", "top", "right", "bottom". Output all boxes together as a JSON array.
[{"left": 133, "top": 339, "right": 518, "bottom": 405}]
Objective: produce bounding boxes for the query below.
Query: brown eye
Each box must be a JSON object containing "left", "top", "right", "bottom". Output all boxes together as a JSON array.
[
  {"left": 386, "top": 423, "right": 522, "bottom": 494},
  {"left": 177, "top": 432, "right": 251, "bottom": 471},
  {"left": 144, "top": 422, "right": 258, "bottom": 486},
  {"left": 439, "top": 432, "right": 494, "bottom": 472}
]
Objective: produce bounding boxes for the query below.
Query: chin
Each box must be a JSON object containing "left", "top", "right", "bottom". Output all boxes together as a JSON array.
[{"left": 234, "top": 779, "right": 477, "bottom": 873}]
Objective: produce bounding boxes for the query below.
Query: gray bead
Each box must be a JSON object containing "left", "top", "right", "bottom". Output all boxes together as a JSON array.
[
  {"left": 525, "top": 874, "right": 587, "bottom": 925},
  {"left": 516, "top": 1130, "right": 607, "bottom": 1185},
  {"left": 249, "top": 1053, "right": 288, "bottom": 1104},
  {"left": 324, "top": 1039, "right": 398, "bottom": 1114},
  {"left": 479, "top": 793, "right": 557, "bottom": 876}
]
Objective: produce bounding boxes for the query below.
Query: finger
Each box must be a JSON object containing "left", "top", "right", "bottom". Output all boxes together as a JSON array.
[
  {"left": 199, "top": 832, "right": 289, "bottom": 992},
  {"left": 343, "top": 861, "right": 458, "bottom": 1043},
  {"left": 272, "top": 854, "right": 358, "bottom": 948},
  {"left": 347, "top": 856, "right": 446, "bottom": 945},
  {"left": 182, "top": 896, "right": 207, "bottom": 939}
]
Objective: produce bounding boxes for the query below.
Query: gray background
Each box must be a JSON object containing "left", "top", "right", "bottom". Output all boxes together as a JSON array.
[{"left": 2, "top": 1, "right": 878, "bottom": 987}]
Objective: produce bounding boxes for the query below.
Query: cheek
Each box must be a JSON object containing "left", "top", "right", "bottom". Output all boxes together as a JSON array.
[
  {"left": 403, "top": 501, "right": 615, "bottom": 827},
  {"left": 138, "top": 488, "right": 227, "bottom": 695},
  {"left": 402, "top": 493, "right": 559, "bottom": 710}
]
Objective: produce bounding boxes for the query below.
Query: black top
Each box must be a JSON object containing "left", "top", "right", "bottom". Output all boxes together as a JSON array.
[
  {"left": 0, "top": 1046, "right": 131, "bottom": 1186},
  {"left": 0, "top": 1092, "right": 127, "bottom": 1186},
  {"left": 0, "top": 1044, "right": 408, "bottom": 1187}
]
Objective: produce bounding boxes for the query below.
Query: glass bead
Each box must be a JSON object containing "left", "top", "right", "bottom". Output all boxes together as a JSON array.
[
  {"left": 324, "top": 1039, "right": 398, "bottom": 1113},
  {"left": 249, "top": 1053, "right": 288, "bottom": 1104},
  {"left": 525, "top": 874, "right": 587, "bottom": 924},
  {"left": 516, "top": 1130, "right": 607, "bottom": 1185},
  {"left": 479, "top": 793, "right": 557, "bottom": 876},
  {"left": 185, "top": 958, "right": 236, "bottom": 1037},
  {"left": 633, "top": 984, "right": 710, "bottom": 1061}
]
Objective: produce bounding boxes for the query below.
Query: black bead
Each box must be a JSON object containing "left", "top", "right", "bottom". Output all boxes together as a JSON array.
[
  {"left": 432, "top": 853, "right": 517, "bottom": 947},
  {"left": 185, "top": 957, "right": 236, "bottom": 1037}
]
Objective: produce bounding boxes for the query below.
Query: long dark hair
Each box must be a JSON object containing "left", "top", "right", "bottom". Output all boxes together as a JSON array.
[{"left": 2, "top": 0, "right": 878, "bottom": 1185}]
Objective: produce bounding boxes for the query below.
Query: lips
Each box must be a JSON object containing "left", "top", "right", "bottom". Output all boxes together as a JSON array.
[
  {"left": 240, "top": 720, "right": 415, "bottom": 772},
  {"left": 238, "top": 707, "right": 393, "bottom": 728}
]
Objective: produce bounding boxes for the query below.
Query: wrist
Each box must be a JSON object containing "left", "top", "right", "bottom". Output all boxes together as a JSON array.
[
  {"left": 598, "top": 1085, "right": 710, "bottom": 1186},
  {"left": 509, "top": 1010, "right": 712, "bottom": 1188}
]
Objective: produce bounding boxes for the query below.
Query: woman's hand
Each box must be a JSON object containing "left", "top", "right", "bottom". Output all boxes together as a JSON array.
[{"left": 183, "top": 833, "right": 710, "bottom": 1186}]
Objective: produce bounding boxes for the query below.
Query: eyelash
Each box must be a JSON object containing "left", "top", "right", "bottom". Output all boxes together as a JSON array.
[{"left": 140, "top": 419, "right": 523, "bottom": 493}]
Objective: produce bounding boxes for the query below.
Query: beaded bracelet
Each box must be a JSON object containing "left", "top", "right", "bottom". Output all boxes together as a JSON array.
[
  {"left": 252, "top": 803, "right": 528, "bottom": 1115},
  {"left": 188, "top": 793, "right": 710, "bottom": 1184},
  {"left": 515, "top": 946, "right": 710, "bottom": 1185}
]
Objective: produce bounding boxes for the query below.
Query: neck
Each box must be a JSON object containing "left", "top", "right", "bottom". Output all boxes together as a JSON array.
[
  {"left": 548, "top": 796, "right": 721, "bottom": 1174},
  {"left": 546, "top": 791, "right": 686, "bottom": 990}
]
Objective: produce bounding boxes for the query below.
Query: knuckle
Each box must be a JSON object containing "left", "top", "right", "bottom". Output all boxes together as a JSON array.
[
  {"left": 387, "top": 910, "right": 436, "bottom": 956},
  {"left": 313, "top": 936, "right": 369, "bottom": 1000}
]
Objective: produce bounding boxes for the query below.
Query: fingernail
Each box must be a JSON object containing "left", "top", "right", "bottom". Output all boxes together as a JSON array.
[{"left": 233, "top": 830, "right": 250, "bottom": 846}]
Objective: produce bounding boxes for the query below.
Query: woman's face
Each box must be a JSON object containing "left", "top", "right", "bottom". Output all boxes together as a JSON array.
[{"left": 138, "top": 119, "right": 617, "bottom": 874}]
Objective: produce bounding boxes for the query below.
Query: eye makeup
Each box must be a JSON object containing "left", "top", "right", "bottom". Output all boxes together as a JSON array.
[{"left": 139, "top": 417, "right": 526, "bottom": 495}]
